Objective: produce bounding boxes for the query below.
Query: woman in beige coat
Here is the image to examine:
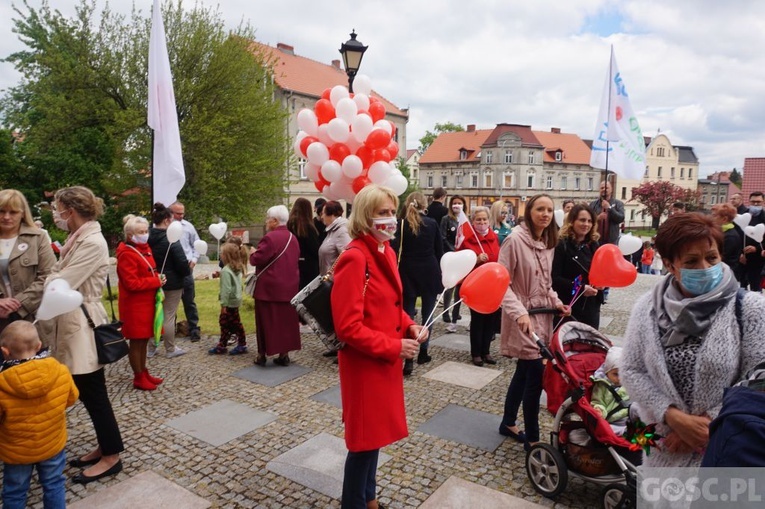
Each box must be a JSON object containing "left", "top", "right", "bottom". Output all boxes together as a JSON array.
[
  {"left": 0, "top": 189, "right": 56, "bottom": 336},
  {"left": 45, "top": 186, "right": 124, "bottom": 483},
  {"left": 318, "top": 200, "right": 351, "bottom": 275}
]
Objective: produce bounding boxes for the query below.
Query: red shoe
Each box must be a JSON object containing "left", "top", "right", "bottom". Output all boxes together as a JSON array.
[
  {"left": 144, "top": 370, "right": 163, "bottom": 385},
  {"left": 133, "top": 371, "right": 158, "bottom": 391}
]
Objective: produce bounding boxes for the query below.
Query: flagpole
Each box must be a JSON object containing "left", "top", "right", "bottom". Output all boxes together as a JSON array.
[{"left": 602, "top": 46, "right": 613, "bottom": 194}]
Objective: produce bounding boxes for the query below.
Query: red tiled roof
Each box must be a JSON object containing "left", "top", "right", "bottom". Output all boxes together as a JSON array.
[
  {"left": 406, "top": 149, "right": 419, "bottom": 160},
  {"left": 742, "top": 158, "right": 765, "bottom": 200},
  {"left": 248, "top": 41, "right": 407, "bottom": 117},
  {"left": 419, "top": 129, "right": 493, "bottom": 163},
  {"left": 483, "top": 124, "right": 543, "bottom": 148},
  {"left": 532, "top": 129, "right": 592, "bottom": 165}
]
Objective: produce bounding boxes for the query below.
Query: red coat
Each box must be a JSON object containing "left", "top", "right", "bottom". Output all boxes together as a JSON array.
[
  {"left": 116, "top": 242, "right": 162, "bottom": 339},
  {"left": 458, "top": 224, "right": 500, "bottom": 263},
  {"left": 331, "top": 234, "right": 415, "bottom": 452}
]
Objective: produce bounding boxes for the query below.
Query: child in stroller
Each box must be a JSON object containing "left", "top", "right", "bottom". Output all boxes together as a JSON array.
[{"left": 590, "top": 347, "right": 632, "bottom": 436}]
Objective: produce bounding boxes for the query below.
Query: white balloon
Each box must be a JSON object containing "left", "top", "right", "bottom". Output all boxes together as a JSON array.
[
  {"left": 329, "top": 85, "right": 350, "bottom": 107},
  {"left": 305, "top": 162, "right": 320, "bottom": 182},
  {"left": 335, "top": 97, "right": 358, "bottom": 124},
  {"left": 321, "top": 160, "right": 343, "bottom": 183},
  {"left": 316, "top": 124, "right": 333, "bottom": 146},
  {"left": 554, "top": 209, "right": 565, "bottom": 228},
  {"left": 297, "top": 109, "right": 318, "bottom": 137},
  {"left": 618, "top": 233, "right": 643, "bottom": 256},
  {"left": 293, "top": 138, "right": 304, "bottom": 159},
  {"left": 440, "top": 250, "right": 478, "bottom": 289},
  {"left": 329, "top": 180, "right": 354, "bottom": 202},
  {"left": 734, "top": 213, "right": 752, "bottom": 230},
  {"left": 36, "top": 278, "right": 84, "bottom": 321},
  {"left": 353, "top": 93, "right": 370, "bottom": 113},
  {"left": 166, "top": 221, "right": 183, "bottom": 243},
  {"left": 345, "top": 136, "right": 363, "bottom": 154},
  {"left": 385, "top": 173, "right": 408, "bottom": 196},
  {"left": 306, "top": 142, "right": 329, "bottom": 166},
  {"left": 354, "top": 74, "right": 373, "bottom": 96},
  {"left": 209, "top": 222, "right": 227, "bottom": 240},
  {"left": 368, "top": 161, "right": 392, "bottom": 184},
  {"left": 193, "top": 239, "right": 208, "bottom": 256},
  {"left": 342, "top": 155, "right": 364, "bottom": 179},
  {"left": 322, "top": 184, "right": 337, "bottom": 201},
  {"left": 373, "top": 119, "right": 392, "bottom": 135},
  {"left": 327, "top": 118, "right": 350, "bottom": 143},
  {"left": 351, "top": 114, "right": 374, "bottom": 142},
  {"left": 745, "top": 223, "right": 765, "bottom": 243}
]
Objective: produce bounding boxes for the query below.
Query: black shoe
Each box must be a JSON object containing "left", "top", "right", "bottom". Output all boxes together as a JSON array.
[
  {"left": 482, "top": 355, "right": 497, "bottom": 365},
  {"left": 273, "top": 355, "right": 291, "bottom": 366},
  {"left": 322, "top": 350, "right": 338, "bottom": 357},
  {"left": 417, "top": 350, "right": 432, "bottom": 365},
  {"left": 454, "top": 315, "right": 462, "bottom": 322},
  {"left": 499, "top": 425, "right": 527, "bottom": 443},
  {"left": 472, "top": 356, "right": 484, "bottom": 367},
  {"left": 72, "top": 460, "right": 123, "bottom": 484},
  {"left": 254, "top": 355, "right": 266, "bottom": 366},
  {"left": 69, "top": 456, "right": 101, "bottom": 468},
  {"left": 443, "top": 316, "right": 451, "bottom": 323},
  {"left": 190, "top": 330, "right": 201, "bottom": 342},
  {"left": 403, "top": 359, "right": 413, "bottom": 376}
]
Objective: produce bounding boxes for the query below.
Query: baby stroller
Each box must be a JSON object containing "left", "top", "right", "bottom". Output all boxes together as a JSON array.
[{"left": 524, "top": 320, "right": 638, "bottom": 509}]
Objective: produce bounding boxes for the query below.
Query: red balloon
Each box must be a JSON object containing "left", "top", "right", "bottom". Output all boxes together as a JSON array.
[
  {"left": 356, "top": 146, "right": 374, "bottom": 169},
  {"left": 352, "top": 176, "right": 372, "bottom": 194},
  {"left": 365, "top": 129, "right": 391, "bottom": 150},
  {"left": 373, "top": 148, "right": 391, "bottom": 163},
  {"left": 589, "top": 244, "right": 638, "bottom": 288},
  {"left": 368, "top": 101, "right": 386, "bottom": 123},
  {"left": 314, "top": 99, "right": 335, "bottom": 124},
  {"left": 369, "top": 95, "right": 380, "bottom": 104},
  {"left": 299, "top": 136, "right": 318, "bottom": 158},
  {"left": 386, "top": 141, "right": 399, "bottom": 160},
  {"left": 459, "top": 263, "right": 510, "bottom": 314},
  {"left": 388, "top": 121, "right": 397, "bottom": 138},
  {"left": 314, "top": 179, "right": 328, "bottom": 192},
  {"left": 329, "top": 143, "right": 351, "bottom": 163},
  {"left": 321, "top": 88, "right": 331, "bottom": 100}
]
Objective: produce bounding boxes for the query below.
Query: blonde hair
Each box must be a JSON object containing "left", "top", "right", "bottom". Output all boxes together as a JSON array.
[
  {"left": 0, "top": 189, "right": 36, "bottom": 228},
  {"left": 122, "top": 214, "right": 149, "bottom": 240},
  {"left": 489, "top": 201, "right": 507, "bottom": 228},
  {"left": 402, "top": 192, "right": 425, "bottom": 236},
  {"left": 348, "top": 185, "right": 399, "bottom": 239},
  {"left": 220, "top": 241, "right": 247, "bottom": 273},
  {"left": 0, "top": 321, "right": 41, "bottom": 359},
  {"left": 54, "top": 186, "right": 104, "bottom": 220}
]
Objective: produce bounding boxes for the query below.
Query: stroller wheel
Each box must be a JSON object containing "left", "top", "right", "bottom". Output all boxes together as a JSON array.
[
  {"left": 601, "top": 483, "right": 632, "bottom": 509},
  {"left": 525, "top": 443, "right": 568, "bottom": 498}
]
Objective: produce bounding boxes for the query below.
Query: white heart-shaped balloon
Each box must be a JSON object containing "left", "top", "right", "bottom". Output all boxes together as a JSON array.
[
  {"left": 36, "top": 279, "right": 83, "bottom": 321},
  {"left": 734, "top": 213, "right": 752, "bottom": 230},
  {"left": 209, "top": 222, "right": 227, "bottom": 240},
  {"left": 745, "top": 223, "right": 765, "bottom": 243},
  {"left": 166, "top": 221, "right": 183, "bottom": 243},
  {"left": 618, "top": 234, "right": 643, "bottom": 256},
  {"left": 554, "top": 209, "right": 565, "bottom": 228},
  {"left": 440, "top": 250, "right": 478, "bottom": 289},
  {"left": 193, "top": 239, "right": 208, "bottom": 256}
]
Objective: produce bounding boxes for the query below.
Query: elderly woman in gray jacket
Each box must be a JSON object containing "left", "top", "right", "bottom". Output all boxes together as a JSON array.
[
  {"left": 621, "top": 213, "right": 765, "bottom": 468},
  {"left": 318, "top": 200, "right": 351, "bottom": 275}
]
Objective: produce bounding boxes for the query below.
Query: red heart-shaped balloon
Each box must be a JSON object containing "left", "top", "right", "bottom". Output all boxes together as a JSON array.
[
  {"left": 589, "top": 244, "right": 637, "bottom": 288},
  {"left": 459, "top": 262, "right": 510, "bottom": 314}
]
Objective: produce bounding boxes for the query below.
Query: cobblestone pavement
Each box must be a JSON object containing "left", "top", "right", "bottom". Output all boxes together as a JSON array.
[{"left": 18, "top": 268, "right": 660, "bottom": 508}]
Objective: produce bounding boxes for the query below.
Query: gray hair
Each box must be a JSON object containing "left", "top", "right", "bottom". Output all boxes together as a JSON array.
[
  {"left": 471, "top": 206, "right": 489, "bottom": 220},
  {"left": 266, "top": 205, "right": 289, "bottom": 225},
  {"left": 123, "top": 214, "right": 149, "bottom": 239}
]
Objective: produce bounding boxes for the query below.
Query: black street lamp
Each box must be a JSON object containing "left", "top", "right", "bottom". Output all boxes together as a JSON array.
[{"left": 339, "top": 30, "right": 367, "bottom": 93}]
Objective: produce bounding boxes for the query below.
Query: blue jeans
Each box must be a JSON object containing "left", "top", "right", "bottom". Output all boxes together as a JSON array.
[
  {"left": 341, "top": 449, "right": 379, "bottom": 508},
  {"left": 2, "top": 449, "right": 66, "bottom": 509}
]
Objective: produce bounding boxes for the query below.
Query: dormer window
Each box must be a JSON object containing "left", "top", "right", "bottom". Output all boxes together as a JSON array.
[
  {"left": 555, "top": 151, "right": 562, "bottom": 162},
  {"left": 460, "top": 150, "right": 468, "bottom": 160}
]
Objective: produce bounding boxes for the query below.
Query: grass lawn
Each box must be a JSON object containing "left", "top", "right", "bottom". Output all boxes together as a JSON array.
[{"left": 104, "top": 279, "right": 256, "bottom": 336}]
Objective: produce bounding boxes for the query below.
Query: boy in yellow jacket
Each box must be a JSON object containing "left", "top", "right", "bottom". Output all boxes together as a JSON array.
[{"left": 0, "top": 321, "right": 78, "bottom": 508}]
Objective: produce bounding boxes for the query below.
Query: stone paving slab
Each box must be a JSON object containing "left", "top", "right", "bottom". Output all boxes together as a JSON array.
[
  {"left": 419, "top": 475, "right": 547, "bottom": 508},
  {"left": 430, "top": 333, "right": 471, "bottom": 352},
  {"left": 165, "top": 399, "right": 278, "bottom": 447},
  {"left": 232, "top": 363, "right": 313, "bottom": 387},
  {"left": 311, "top": 384, "right": 342, "bottom": 408},
  {"left": 417, "top": 404, "right": 506, "bottom": 452},
  {"left": 68, "top": 470, "right": 211, "bottom": 509},
  {"left": 422, "top": 361, "right": 502, "bottom": 390},
  {"left": 266, "top": 432, "right": 391, "bottom": 499},
  {"left": 600, "top": 316, "right": 614, "bottom": 329}
]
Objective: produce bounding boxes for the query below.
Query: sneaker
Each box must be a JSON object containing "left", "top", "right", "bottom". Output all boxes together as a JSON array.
[
  {"left": 446, "top": 323, "right": 457, "bottom": 333},
  {"left": 208, "top": 346, "right": 227, "bottom": 355},
  {"left": 166, "top": 347, "right": 187, "bottom": 359},
  {"left": 299, "top": 324, "right": 312, "bottom": 334},
  {"left": 229, "top": 345, "right": 248, "bottom": 355},
  {"left": 147, "top": 345, "right": 157, "bottom": 358},
  {"left": 190, "top": 330, "right": 201, "bottom": 342}
]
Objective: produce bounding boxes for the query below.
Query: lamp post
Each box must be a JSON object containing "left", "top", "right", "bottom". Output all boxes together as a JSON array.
[{"left": 339, "top": 30, "right": 367, "bottom": 93}]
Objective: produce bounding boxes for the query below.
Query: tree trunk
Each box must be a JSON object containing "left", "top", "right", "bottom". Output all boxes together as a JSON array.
[{"left": 652, "top": 215, "right": 660, "bottom": 229}]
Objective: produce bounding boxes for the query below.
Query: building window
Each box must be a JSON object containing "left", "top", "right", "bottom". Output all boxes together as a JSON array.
[
  {"left": 441, "top": 175, "right": 448, "bottom": 187},
  {"left": 555, "top": 151, "right": 562, "bottom": 162},
  {"left": 484, "top": 173, "right": 492, "bottom": 188},
  {"left": 689, "top": 168, "right": 693, "bottom": 179},
  {"left": 485, "top": 151, "right": 493, "bottom": 164},
  {"left": 503, "top": 173, "right": 513, "bottom": 188},
  {"left": 456, "top": 175, "right": 463, "bottom": 188},
  {"left": 574, "top": 177, "right": 581, "bottom": 190},
  {"left": 657, "top": 166, "right": 662, "bottom": 178},
  {"left": 504, "top": 151, "right": 513, "bottom": 164},
  {"left": 471, "top": 174, "right": 479, "bottom": 188},
  {"left": 459, "top": 150, "right": 467, "bottom": 160},
  {"left": 546, "top": 176, "right": 553, "bottom": 189},
  {"left": 560, "top": 176, "right": 567, "bottom": 190},
  {"left": 630, "top": 209, "right": 635, "bottom": 220},
  {"left": 427, "top": 175, "right": 433, "bottom": 188},
  {"left": 644, "top": 167, "right": 649, "bottom": 177},
  {"left": 528, "top": 152, "right": 535, "bottom": 164},
  {"left": 680, "top": 167, "right": 685, "bottom": 178},
  {"left": 299, "top": 159, "right": 307, "bottom": 180},
  {"left": 587, "top": 177, "right": 593, "bottom": 191},
  {"left": 711, "top": 195, "right": 717, "bottom": 205},
  {"left": 527, "top": 173, "right": 535, "bottom": 189},
  {"left": 671, "top": 167, "right": 675, "bottom": 179},
  {"left": 621, "top": 187, "right": 627, "bottom": 200},
  {"left": 657, "top": 147, "right": 665, "bottom": 157}
]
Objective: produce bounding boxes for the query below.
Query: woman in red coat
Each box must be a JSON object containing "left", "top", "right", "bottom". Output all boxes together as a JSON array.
[
  {"left": 116, "top": 215, "right": 165, "bottom": 391},
  {"left": 331, "top": 185, "right": 428, "bottom": 509}
]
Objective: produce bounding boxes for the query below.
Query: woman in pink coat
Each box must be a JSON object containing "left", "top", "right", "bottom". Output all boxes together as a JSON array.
[{"left": 498, "top": 193, "right": 568, "bottom": 449}]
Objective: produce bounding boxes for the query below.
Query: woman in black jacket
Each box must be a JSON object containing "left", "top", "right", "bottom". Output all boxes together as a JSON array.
[
  {"left": 712, "top": 202, "right": 744, "bottom": 281},
  {"left": 288, "top": 198, "right": 320, "bottom": 289},
  {"left": 551, "top": 204, "right": 603, "bottom": 329},
  {"left": 148, "top": 203, "right": 192, "bottom": 358},
  {"left": 439, "top": 195, "right": 466, "bottom": 330}
]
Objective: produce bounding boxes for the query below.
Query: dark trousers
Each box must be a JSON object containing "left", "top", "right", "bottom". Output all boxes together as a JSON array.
[
  {"left": 341, "top": 449, "right": 379, "bottom": 508},
  {"left": 403, "top": 289, "right": 437, "bottom": 350},
  {"left": 469, "top": 309, "right": 498, "bottom": 357},
  {"left": 72, "top": 369, "right": 124, "bottom": 456},
  {"left": 218, "top": 306, "right": 246, "bottom": 347},
  {"left": 443, "top": 284, "right": 462, "bottom": 321},
  {"left": 501, "top": 358, "right": 545, "bottom": 443},
  {"left": 181, "top": 273, "right": 200, "bottom": 332},
  {"left": 743, "top": 262, "right": 763, "bottom": 292}
]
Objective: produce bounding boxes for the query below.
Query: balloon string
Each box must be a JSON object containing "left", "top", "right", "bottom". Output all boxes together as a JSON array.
[
  {"left": 160, "top": 248, "right": 171, "bottom": 274},
  {"left": 422, "top": 298, "right": 464, "bottom": 333},
  {"left": 416, "top": 289, "right": 446, "bottom": 342}
]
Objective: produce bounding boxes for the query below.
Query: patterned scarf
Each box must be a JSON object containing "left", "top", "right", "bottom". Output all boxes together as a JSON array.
[{"left": 58, "top": 221, "right": 96, "bottom": 261}]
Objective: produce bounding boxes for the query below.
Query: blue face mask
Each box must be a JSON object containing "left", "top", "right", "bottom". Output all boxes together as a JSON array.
[
  {"left": 679, "top": 264, "right": 723, "bottom": 296},
  {"left": 750, "top": 206, "right": 763, "bottom": 215}
]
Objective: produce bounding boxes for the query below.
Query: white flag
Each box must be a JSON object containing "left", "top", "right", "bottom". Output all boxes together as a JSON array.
[
  {"left": 148, "top": 0, "right": 185, "bottom": 207},
  {"left": 590, "top": 46, "right": 646, "bottom": 180},
  {"left": 454, "top": 208, "right": 469, "bottom": 249}
]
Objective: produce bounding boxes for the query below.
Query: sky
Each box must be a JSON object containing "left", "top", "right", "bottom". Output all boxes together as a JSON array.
[{"left": 2, "top": 0, "right": 764, "bottom": 177}]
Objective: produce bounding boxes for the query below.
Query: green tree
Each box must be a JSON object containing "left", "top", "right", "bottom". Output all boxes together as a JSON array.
[
  {"left": 729, "top": 168, "right": 742, "bottom": 187},
  {"left": 395, "top": 155, "right": 419, "bottom": 212},
  {"left": 419, "top": 122, "right": 464, "bottom": 152},
  {"left": 1, "top": 0, "right": 289, "bottom": 240}
]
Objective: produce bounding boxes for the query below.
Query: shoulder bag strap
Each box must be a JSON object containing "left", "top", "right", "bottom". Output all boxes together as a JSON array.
[
  {"left": 256, "top": 232, "right": 293, "bottom": 280},
  {"left": 125, "top": 244, "right": 156, "bottom": 274},
  {"left": 397, "top": 219, "right": 404, "bottom": 268},
  {"left": 331, "top": 246, "right": 369, "bottom": 296},
  {"left": 105, "top": 275, "right": 117, "bottom": 322},
  {"left": 81, "top": 304, "right": 96, "bottom": 329}
]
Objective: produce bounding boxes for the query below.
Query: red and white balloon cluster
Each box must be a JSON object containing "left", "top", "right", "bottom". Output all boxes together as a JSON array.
[{"left": 293, "top": 75, "right": 407, "bottom": 202}]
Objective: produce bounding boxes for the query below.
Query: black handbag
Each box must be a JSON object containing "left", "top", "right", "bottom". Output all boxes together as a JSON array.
[{"left": 83, "top": 275, "right": 128, "bottom": 364}]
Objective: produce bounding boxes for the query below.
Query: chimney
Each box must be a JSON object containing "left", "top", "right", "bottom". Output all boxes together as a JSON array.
[
  {"left": 276, "top": 43, "right": 294, "bottom": 55},
  {"left": 331, "top": 59, "right": 341, "bottom": 70},
  {"left": 467, "top": 124, "right": 476, "bottom": 133},
  {"left": 551, "top": 127, "right": 561, "bottom": 134}
]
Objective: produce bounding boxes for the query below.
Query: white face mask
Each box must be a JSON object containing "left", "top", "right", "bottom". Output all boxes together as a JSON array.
[
  {"left": 53, "top": 210, "right": 70, "bottom": 232},
  {"left": 371, "top": 217, "right": 398, "bottom": 243},
  {"left": 452, "top": 204, "right": 463, "bottom": 214},
  {"left": 131, "top": 233, "right": 149, "bottom": 245},
  {"left": 475, "top": 224, "right": 490, "bottom": 235}
]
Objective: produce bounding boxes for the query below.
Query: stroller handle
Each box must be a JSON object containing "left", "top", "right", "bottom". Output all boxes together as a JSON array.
[
  {"left": 532, "top": 332, "right": 554, "bottom": 361},
  {"left": 527, "top": 307, "right": 559, "bottom": 315}
]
